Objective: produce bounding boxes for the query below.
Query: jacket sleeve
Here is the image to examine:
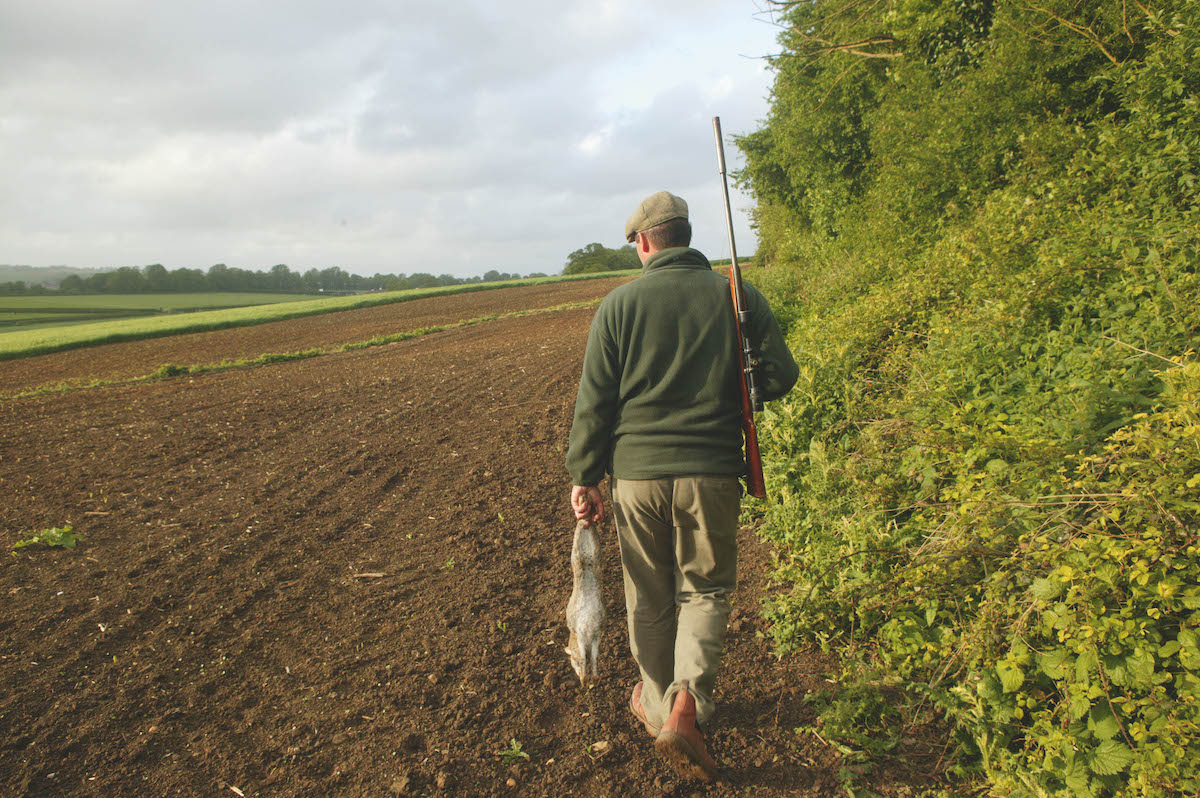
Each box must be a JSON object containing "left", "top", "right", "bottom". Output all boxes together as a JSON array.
[
  {"left": 565, "top": 305, "right": 621, "bottom": 486},
  {"left": 745, "top": 284, "right": 799, "bottom": 403}
]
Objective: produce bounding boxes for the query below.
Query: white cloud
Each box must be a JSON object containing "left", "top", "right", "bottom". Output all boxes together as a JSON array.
[{"left": 0, "top": 0, "right": 782, "bottom": 275}]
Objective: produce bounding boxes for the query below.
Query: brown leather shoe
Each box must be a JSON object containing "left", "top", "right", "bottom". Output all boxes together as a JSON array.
[
  {"left": 629, "top": 682, "right": 661, "bottom": 739},
  {"left": 654, "top": 680, "right": 718, "bottom": 782}
]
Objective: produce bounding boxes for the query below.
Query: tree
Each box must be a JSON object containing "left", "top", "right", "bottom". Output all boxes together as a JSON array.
[
  {"left": 143, "top": 263, "right": 170, "bottom": 291},
  {"left": 171, "top": 267, "right": 207, "bottom": 291},
  {"left": 481, "top": 269, "right": 519, "bottom": 283},
  {"left": 59, "top": 274, "right": 84, "bottom": 292},
  {"left": 301, "top": 269, "right": 321, "bottom": 292},
  {"left": 562, "top": 243, "right": 640, "bottom": 275},
  {"left": 318, "top": 266, "right": 350, "bottom": 291},
  {"left": 225, "top": 266, "right": 256, "bottom": 291},
  {"left": 407, "top": 273, "right": 439, "bottom": 288},
  {"left": 268, "top": 263, "right": 293, "bottom": 291},
  {"left": 106, "top": 266, "right": 146, "bottom": 292},
  {"left": 207, "top": 263, "right": 231, "bottom": 290}
]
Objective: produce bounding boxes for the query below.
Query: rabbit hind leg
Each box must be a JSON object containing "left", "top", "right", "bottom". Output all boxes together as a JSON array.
[{"left": 588, "top": 636, "right": 601, "bottom": 684}]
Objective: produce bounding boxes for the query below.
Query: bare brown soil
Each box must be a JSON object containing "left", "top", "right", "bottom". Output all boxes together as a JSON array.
[{"left": 0, "top": 280, "right": 937, "bottom": 797}]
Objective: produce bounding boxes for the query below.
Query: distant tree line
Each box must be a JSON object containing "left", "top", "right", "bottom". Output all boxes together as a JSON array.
[
  {"left": 562, "top": 243, "right": 640, "bottom": 275},
  {"left": 0, "top": 263, "right": 547, "bottom": 295},
  {"left": 0, "top": 281, "right": 55, "bottom": 296},
  {"left": 0, "top": 241, "right": 645, "bottom": 295}
]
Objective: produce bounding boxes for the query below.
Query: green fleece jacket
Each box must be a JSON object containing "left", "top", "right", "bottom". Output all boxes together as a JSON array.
[{"left": 566, "top": 247, "right": 799, "bottom": 486}]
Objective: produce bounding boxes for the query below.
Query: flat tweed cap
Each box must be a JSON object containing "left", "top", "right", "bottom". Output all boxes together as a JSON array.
[{"left": 625, "top": 191, "right": 688, "bottom": 243}]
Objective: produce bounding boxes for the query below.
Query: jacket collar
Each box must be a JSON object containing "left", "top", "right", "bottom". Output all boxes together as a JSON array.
[{"left": 643, "top": 247, "right": 711, "bottom": 274}]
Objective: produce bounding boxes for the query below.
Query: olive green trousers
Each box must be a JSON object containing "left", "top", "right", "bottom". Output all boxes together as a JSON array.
[{"left": 610, "top": 475, "right": 741, "bottom": 728}]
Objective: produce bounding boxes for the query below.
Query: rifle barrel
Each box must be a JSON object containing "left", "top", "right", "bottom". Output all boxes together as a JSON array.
[
  {"left": 713, "top": 117, "right": 746, "bottom": 308},
  {"left": 713, "top": 116, "right": 767, "bottom": 498}
]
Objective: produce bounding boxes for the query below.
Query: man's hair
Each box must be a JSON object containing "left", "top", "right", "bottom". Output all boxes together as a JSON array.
[{"left": 642, "top": 218, "right": 692, "bottom": 249}]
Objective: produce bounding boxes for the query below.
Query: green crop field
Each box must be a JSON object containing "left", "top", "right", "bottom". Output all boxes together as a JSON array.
[
  {"left": 0, "top": 271, "right": 633, "bottom": 361},
  {"left": 0, "top": 292, "right": 315, "bottom": 333},
  {"left": 1, "top": 292, "right": 313, "bottom": 311}
]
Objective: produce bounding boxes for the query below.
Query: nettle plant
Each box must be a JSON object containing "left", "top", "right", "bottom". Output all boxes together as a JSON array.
[
  {"left": 952, "top": 364, "right": 1200, "bottom": 795},
  {"left": 761, "top": 360, "right": 1199, "bottom": 795}
]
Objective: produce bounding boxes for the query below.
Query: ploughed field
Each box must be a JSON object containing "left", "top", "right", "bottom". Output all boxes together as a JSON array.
[
  {"left": 0, "top": 280, "right": 634, "bottom": 394},
  {"left": 0, "top": 279, "right": 929, "bottom": 796}
]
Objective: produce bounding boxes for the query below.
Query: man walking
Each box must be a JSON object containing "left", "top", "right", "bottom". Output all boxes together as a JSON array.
[{"left": 566, "top": 191, "right": 798, "bottom": 781}]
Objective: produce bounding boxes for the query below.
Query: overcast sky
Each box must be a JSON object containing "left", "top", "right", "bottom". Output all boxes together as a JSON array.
[{"left": 0, "top": 1, "right": 782, "bottom": 278}]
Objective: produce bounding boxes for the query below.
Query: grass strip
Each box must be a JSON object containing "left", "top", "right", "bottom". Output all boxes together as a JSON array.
[
  {"left": 0, "top": 271, "right": 632, "bottom": 361},
  {"left": 3, "top": 299, "right": 601, "bottom": 400},
  {"left": 0, "top": 292, "right": 313, "bottom": 312}
]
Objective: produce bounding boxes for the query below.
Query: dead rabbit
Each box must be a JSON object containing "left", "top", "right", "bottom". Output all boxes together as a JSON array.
[{"left": 565, "top": 519, "right": 604, "bottom": 688}]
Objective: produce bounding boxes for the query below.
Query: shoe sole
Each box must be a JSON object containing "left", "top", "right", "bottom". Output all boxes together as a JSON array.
[{"left": 654, "top": 730, "right": 718, "bottom": 782}]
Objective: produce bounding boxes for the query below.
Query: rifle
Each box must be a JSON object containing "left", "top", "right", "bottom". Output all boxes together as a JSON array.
[{"left": 713, "top": 116, "right": 766, "bottom": 499}]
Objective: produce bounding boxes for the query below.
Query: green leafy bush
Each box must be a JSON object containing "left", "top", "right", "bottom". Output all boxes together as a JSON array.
[{"left": 741, "top": 0, "right": 1200, "bottom": 793}]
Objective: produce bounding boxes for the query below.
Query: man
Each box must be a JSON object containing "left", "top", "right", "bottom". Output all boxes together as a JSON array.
[{"left": 565, "top": 191, "right": 798, "bottom": 781}]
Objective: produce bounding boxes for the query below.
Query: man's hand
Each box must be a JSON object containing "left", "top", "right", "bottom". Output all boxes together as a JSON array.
[{"left": 571, "top": 485, "right": 605, "bottom": 524}]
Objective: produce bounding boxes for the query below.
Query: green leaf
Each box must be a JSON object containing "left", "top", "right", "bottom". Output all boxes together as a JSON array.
[
  {"left": 1092, "top": 563, "right": 1119, "bottom": 587},
  {"left": 997, "top": 660, "right": 1025, "bottom": 693},
  {"left": 1069, "top": 692, "right": 1092, "bottom": 721},
  {"left": 1076, "top": 650, "right": 1099, "bottom": 683},
  {"left": 1180, "top": 630, "right": 1200, "bottom": 669},
  {"left": 1103, "top": 655, "right": 1130, "bottom": 687},
  {"left": 1088, "top": 705, "right": 1121, "bottom": 741},
  {"left": 11, "top": 525, "right": 78, "bottom": 553},
  {"left": 1031, "top": 577, "right": 1064, "bottom": 601},
  {"left": 1063, "top": 754, "right": 1094, "bottom": 797},
  {"left": 42, "top": 526, "right": 78, "bottom": 548},
  {"left": 1039, "top": 648, "right": 1070, "bottom": 680},
  {"left": 977, "top": 673, "right": 1002, "bottom": 701},
  {"left": 1126, "top": 650, "right": 1155, "bottom": 688},
  {"left": 1090, "top": 739, "right": 1134, "bottom": 776}
]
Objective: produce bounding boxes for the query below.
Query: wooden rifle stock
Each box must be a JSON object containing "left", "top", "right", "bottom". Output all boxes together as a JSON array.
[{"left": 713, "top": 116, "right": 766, "bottom": 499}]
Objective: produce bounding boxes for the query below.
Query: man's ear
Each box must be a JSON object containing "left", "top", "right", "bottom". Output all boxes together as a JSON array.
[{"left": 637, "top": 232, "right": 650, "bottom": 254}]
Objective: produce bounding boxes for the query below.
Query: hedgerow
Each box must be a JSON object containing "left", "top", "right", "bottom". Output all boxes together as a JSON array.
[{"left": 742, "top": 0, "right": 1200, "bottom": 793}]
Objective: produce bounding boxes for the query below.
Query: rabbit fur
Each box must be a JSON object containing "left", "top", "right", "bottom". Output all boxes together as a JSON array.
[{"left": 565, "top": 519, "right": 604, "bottom": 688}]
